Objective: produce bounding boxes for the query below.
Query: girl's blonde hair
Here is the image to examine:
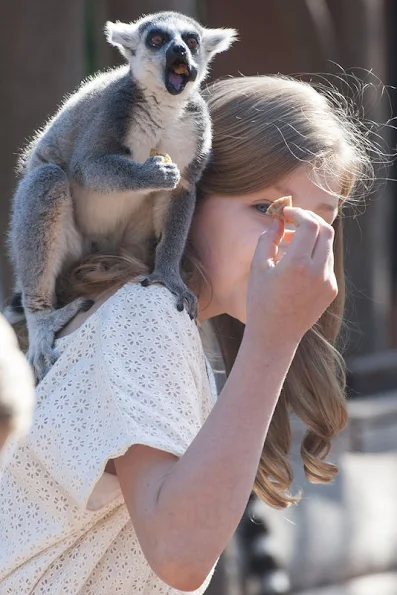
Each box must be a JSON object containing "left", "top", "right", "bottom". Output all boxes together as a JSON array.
[{"left": 61, "top": 75, "right": 375, "bottom": 509}]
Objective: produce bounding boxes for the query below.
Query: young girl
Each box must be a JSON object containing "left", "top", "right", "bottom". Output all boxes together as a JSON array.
[{"left": 0, "top": 75, "right": 374, "bottom": 594}]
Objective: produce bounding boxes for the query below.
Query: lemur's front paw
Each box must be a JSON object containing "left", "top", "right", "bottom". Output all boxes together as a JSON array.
[
  {"left": 142, "top": 156, "right": 181, "bottom": 190},
  {"left": 141, "top": 269, "right": 198, "bottom": 319},
  {"left": 25, "top": 297, "right": 93, "bottom": 382}
]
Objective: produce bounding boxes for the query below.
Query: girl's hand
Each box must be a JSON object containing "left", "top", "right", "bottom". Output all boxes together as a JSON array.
[{"left": 246, "top": 207, "right": 338, "bottom": 348}]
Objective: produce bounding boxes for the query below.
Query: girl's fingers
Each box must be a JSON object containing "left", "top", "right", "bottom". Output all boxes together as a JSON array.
[
  {"left": 311, "top": 221, "right": 335, "bottom": 270},
  {"left": 255, "top": 218, "right": 284, "bottom": 266},
  {"left": 280, "top": 229, "right": 295, "bottom": 244},
  {"left": 294, "top": 208, "right": 336, "bottom": 270},
  {"left": 273, "top": 229, "right": 295, "bottom": 264},
  {"left": 282, "top": 207, "right": 336, "bottom": 266},
  {"left": 282, "top": 207, "right": 320, "bottom": 259}
]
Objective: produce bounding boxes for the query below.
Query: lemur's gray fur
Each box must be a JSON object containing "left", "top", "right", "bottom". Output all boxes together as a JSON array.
[{"left": 5, "top": 11, "right": 237, "bottom": 381}]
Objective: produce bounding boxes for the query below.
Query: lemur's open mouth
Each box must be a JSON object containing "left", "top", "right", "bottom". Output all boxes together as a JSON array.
[{"left": 165, "top": 56, "right": 196, "bottom": 95}]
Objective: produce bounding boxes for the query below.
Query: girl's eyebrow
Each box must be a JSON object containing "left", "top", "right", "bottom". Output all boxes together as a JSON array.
[{"left": 274, "top": 185, "right": 293, "bottom": 197}]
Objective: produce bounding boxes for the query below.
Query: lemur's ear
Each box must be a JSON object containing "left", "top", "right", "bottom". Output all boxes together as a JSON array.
[
  {"left": 201, "top": 27, "right": 238, "bottom": 57},
  {"left": 105, "top": 21, "right": 140, "bottom": 56}
]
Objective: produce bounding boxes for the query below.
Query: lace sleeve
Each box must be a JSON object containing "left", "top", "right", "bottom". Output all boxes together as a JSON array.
[
  {"left": 29, "top": 284, "right": 212, "bottom": 510},
  {"left": 98, "top": 284, "right": 209, "bottom": 459}
]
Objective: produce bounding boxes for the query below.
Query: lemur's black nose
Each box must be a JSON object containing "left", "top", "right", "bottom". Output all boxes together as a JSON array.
[{"left": 172, "top": 44, "right": 186, "bottom": 56}]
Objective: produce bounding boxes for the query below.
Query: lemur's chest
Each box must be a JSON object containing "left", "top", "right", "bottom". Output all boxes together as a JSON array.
[{"left": 126, "top": 113, "right": 199, "bottom": 173}]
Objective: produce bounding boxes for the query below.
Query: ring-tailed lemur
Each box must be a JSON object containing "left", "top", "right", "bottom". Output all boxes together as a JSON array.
[{"left": 5, "top": 11, "right": 237, "bottom": 381}]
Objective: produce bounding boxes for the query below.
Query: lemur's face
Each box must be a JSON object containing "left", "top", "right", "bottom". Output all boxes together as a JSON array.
[
  {"left": 143, "top": 23, "right": 200, "bottom": 95},
  {"left": 106, "top": 12, "right": 237, "bottom": 97}
]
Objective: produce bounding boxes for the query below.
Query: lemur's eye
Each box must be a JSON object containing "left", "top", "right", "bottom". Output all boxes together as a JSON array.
[
  {"left": 149, "top": 33, "right": 165, "bottom": 47},
  {"left": 186, "top": 36, "right": 199, "bottom": 50}
]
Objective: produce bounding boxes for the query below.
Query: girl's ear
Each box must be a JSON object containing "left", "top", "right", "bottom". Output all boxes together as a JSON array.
[
  {"left": 201, "top": 27, "right": 238, "bottom": 58},
  {"left": 105, "top": 21, "right": 141, "bottom": 56}
]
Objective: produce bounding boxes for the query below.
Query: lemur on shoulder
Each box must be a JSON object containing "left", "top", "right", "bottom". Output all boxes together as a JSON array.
[{"left": 5, "top": 11, "right": 237, "bottom": 381}]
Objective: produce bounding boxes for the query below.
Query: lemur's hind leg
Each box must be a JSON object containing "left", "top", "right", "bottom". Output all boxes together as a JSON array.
[{"left": 9, "top": 164, "right": 88, "bottom": 381}]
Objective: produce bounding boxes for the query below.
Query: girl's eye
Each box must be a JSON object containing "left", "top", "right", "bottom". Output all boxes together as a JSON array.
[{"left": 254, "top": 203, "right": 271, "bottom": 215}]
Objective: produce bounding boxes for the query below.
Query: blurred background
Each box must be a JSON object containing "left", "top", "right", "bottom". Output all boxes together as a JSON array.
[{"left": 2, "top": 1, "right": 397, "bottom": 594}]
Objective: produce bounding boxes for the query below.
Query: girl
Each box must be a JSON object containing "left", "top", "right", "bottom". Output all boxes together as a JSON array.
[{"left": 0, "top": 75, "right": 374, "bottom": 594}]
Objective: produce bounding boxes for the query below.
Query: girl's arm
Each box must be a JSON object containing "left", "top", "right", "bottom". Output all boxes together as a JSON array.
[
  {"left": 116, "top": 336, "right": 296, "bottom": 591},
  {"left": 115, "top": 209, "right": 337, "bottom": 591}
]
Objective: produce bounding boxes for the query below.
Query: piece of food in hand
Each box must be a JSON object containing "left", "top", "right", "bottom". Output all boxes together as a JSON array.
[
  {"left": 150, "top": 148, "right": 172, "bottom": 163},
  {"left": 267, "top": 195, "right": 293, "bottom": 221}
]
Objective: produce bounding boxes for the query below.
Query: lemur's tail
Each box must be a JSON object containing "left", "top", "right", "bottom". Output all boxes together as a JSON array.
[{"left": 3, "top": 293, "right": 25, "bottom": 325}]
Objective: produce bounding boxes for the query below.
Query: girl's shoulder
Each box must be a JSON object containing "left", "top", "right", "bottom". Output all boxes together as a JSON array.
[
  {"left": 104, "top": 282, "right": 195, "bottom": 332},
  {"left": 106, "top": 282, "right": 201, "bottom": 351},
  {"left": 117, "top": 281, "right": 188, "bottom": 313},
  {"left": 55, "top": 282, "right": 200, "bottom": 355}
]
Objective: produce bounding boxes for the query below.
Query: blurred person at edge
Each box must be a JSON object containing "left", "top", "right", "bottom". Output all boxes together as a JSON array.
[{"left": 0, "top": 313, "right": 34, "bottom": 455}]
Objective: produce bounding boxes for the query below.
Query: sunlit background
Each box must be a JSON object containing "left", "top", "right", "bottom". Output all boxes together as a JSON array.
[{"left": 1, "top": 2, "right": 397, "bottom": 594}]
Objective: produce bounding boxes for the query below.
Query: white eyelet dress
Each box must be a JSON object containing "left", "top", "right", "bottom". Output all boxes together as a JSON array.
[{"left": 0, "top": 283, "right": 218, "bottom": 594}]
